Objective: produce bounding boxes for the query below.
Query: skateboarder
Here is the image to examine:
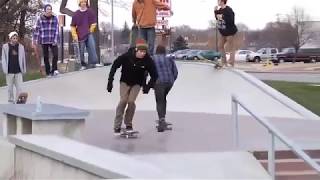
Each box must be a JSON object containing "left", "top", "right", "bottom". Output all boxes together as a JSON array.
[
  {"left": 152, "top": 45, "right": 178, "bottom": 132},
  {"left": 214, "top": 0, "right": 238, "bottom": 67},
  {"left": 107, "top": 38, "right": 158, "bottom": 135},
  {"left": 1, "top": 32, "right": 27, "bottom": 104}
]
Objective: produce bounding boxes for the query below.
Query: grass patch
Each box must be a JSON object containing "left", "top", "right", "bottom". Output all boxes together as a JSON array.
[
  {"left": 0, "top": 72, "right": 43, "bottom": 87},
  {"left": 264, "top": 80, "right": 320, "bottom": 116}
]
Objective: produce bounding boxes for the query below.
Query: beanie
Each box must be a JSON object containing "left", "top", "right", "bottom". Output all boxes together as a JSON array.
[
  {"left": 44, "top": 4, "right": 52, "bottom": 11},
  {"left": 135, "top": 38, "right": 148, "bottom": 50},
  {"left": 8, "top": 31, "right": 18, "bottom": 39}
]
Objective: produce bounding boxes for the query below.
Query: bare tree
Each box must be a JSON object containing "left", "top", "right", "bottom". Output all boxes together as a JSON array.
[
  {"left": 0, "top": 0, "right": 41, "bottom": 42},
  {"left": 289, "top": 6, "right": 312, "bottom": 52}
]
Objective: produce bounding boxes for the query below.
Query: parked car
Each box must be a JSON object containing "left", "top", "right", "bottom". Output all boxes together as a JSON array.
[
  {"left": 186, "top": 50, "right": 202, "bottom": 60},
  {"left": 198, "top": 50, "right": 221, "bottom": 61},
  {"left": 235, "top": 50, "right": 254, "bottom": 62},
  {"left": 247, "top": 48, "right": 278, "bottom": 62},
  {"left": 275, "top": 48, "right": 320, "bottom": 63},
  {"left": 175, "top": 49, "right": 190, "bottom": 59}
]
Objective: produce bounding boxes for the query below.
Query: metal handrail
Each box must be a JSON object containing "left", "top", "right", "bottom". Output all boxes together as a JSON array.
[
  {"left": 230, "top": 69, "right": 320, "bottom": 121},
  {"left": 232, "top": 94, "right": 320, "bottom": 180}
]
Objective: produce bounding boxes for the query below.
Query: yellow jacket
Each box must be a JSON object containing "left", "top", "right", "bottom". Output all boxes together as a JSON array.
[{"left": 132, "top": 0, "right": 169, "bottom": 28}]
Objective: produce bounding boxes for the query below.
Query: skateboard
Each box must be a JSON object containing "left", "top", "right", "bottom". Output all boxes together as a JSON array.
[
  {"left": 213, "top": 62, "right": 223, "bottom": 69},
  {"left": 156, "top": 120, "right": 172, "bottom": 132},
  {"left": 16, "top": 92, "right": 28, "bottom": 104},
  {"left": 119, "top": 129, "right": 139, "bottom": 138}
]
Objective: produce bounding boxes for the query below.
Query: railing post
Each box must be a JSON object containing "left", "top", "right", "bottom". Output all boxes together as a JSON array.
[
  {"left": 232, "top": 95, "right": 239, "bottom": 149},
  {"left": 268, "top": 132, "right": 276, "bottom": 180}
]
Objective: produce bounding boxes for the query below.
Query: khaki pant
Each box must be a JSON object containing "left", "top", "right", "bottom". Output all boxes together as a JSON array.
[
  {"left": 6, "top": 73, "right": 23, "bottom": 103},
  {"left": 114, "top": 82, "right": 141, "bottom": 129},
  {"left": 218, "top": 35, "right": 236, "bottom": 66}
]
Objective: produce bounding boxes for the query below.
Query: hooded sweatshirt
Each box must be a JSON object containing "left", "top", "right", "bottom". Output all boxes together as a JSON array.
[
  {"left": 214, "top": 6, "right": 238, "bottom": 36},
  {"left": 108, "top": 48, "right": 158, "bottom": 86}
]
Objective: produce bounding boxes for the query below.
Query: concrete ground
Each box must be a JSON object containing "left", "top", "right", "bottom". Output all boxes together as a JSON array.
[{"left": 0, "top": 62, "right": 319, "bottom": 154}]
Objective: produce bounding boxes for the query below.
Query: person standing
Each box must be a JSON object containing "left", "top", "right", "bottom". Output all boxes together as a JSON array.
[
  {"left": 132, "top": 0, "right": 170, "bottom": 55},
  {"left": 33, "top": 4, "right": 59, "bottom": 77},
  {"left": 1, "top": 32, "right": 26, "bottom": 103},
  {"left": 71, "top": 0, "right": 102, "bottom": 70},
  {"left": 214, "top": 0, "right": 238, "bottom": 67},
  {"left": 152, "top": 45, "right": 178, "bottom": 132},
  {"left": 107, "top": 39, "right": 158, "bottom": 134}
]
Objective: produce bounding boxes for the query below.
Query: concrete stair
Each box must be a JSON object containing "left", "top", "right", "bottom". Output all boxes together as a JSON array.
[{"left": 253, "top": 150, "right": 320, "bottom": 180}]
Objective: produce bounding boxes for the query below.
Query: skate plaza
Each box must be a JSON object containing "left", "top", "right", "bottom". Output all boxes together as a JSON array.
[{"left": 0, "top": 62, "right": 319, "bottom": 179}]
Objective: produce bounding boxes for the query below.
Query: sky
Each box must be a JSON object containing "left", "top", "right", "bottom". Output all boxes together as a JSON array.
[{"left": 50, "top": 0, "right": 320, "bottom": 30}]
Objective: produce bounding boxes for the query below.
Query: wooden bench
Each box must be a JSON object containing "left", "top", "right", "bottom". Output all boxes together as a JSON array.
[{"left": 0, "top": 104, "right": 89, "bottom": 140}]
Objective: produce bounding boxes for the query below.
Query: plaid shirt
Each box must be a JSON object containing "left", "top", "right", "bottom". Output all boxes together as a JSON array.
[
  {"left": 153, "top": 55, "right": 178, "bottom": 84},
  {"left": 33, "top": 15, "right": 59, "bottom": 44}
]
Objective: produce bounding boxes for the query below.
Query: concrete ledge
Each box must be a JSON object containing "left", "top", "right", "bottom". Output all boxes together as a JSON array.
[
  {"left": 0, "top": 104, "right": 87, "bottom": 139},
  {"left": 0, "top": 104, "right": 89, "bottom": 120},
  {"left": 8, "top": 135, "right": 171, "bottom": 179},
  {"left": 0, "top": 137, "right": 15, "bottom": 179}
]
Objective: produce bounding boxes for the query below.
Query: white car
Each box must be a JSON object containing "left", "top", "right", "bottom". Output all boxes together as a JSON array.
[
  {"left": 235, "top": 50, "right": 254, "bottom": 62},
  {"left": 226, "top": 50, "right": 254, "bottom": 62},
  {"left": 247, "top": 48, "right": 278, "bottom": 62}
]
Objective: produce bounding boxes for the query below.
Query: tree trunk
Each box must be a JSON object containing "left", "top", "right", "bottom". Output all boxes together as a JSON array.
[
  {"left": 59, "top": 0, "right": 74, "bottom": 16},
  {"left": 18, "top": 0, "right": 29, "bottom": 42},
  {"left": 0, "top": 0, "right": 9, "bottom": 8}
]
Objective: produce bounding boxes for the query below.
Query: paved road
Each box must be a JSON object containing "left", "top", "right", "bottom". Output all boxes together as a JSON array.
[{"left": 250, "top": 72, "right": 320, "bottom": 83}]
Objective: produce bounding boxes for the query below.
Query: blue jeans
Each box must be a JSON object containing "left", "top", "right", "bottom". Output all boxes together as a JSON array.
[
  {"left": 79, "top": 33, "right": 98, "bottom": 66},
  {"left": 139, "top": 27, "right": 156, "bottom": 55}
]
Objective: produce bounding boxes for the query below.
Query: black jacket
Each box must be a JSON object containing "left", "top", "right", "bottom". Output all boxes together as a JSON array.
[
  {"left": 214, "top": 6, "right": 238, "bottom": 36},
  {"left": 108, "top": 48, "right": 158, "bottom": 87}
]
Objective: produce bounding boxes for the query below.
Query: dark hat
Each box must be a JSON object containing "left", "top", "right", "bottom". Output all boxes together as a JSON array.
[
  {"left": 135, "top": 38, "right": 148, "bottom": 50},
  {"left": 44, "top": 4, "right": 52, "bottom": 11}
]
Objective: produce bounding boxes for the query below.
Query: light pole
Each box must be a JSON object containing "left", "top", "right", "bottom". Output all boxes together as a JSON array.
[{"left": 111, "top": 0, "right": 115, "bottom": 59}]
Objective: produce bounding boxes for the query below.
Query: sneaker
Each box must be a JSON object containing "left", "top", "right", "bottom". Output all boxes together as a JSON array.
[
  {"left": 79, "top": 66, "right": 86, "bottom": 71},
  {"left": 125, "top": 126, "right": 133, "bottom": 132},
  {"left": 95, "top": 63, "right": 103, "bottom": 67},
  {"left": 114, "top": 128, "right": 121, "bottom": 135},
  {"left": 53, "top": 70, "right": 59, "bottom": 76}
]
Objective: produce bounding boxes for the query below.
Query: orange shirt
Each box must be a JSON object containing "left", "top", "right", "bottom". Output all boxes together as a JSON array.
[{"left": 132, "top": 0, "right": 169, "bottom": 28}]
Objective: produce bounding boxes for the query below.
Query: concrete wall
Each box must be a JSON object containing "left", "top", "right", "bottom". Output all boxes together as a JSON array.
[
  {"left": 0, "top": 138, "right": 14, "bottom": 179},
  {"left": 14, "top": 147, "right": 102, "bottom": 179}
]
